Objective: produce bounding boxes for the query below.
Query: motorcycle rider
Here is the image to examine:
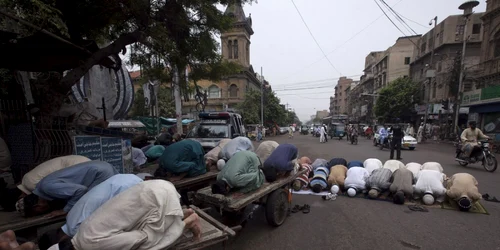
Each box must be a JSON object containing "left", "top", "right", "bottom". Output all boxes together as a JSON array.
[
  {"left": 390, "top": 119, "right": 404, "bottom": 160},
  {"left": 351, "top": 126, "right": 358, "bottom": 144},
  {"left": 379, "top": 125, "right": 389, "bottom": 146},
  {"left": 460, "top": 121, "right": 489, "bottom": 160}
]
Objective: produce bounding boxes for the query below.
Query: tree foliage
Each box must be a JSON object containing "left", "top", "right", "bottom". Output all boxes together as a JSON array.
[
  {"left": 0, "top": 0, "right": 251, "bottom": 100},
  {"left": 237, "top": 89, "right": 298, "bottom": 126},
  {"left": 374, "top": 77, "right": 420, "bottom": 123},
  {"left": 131, "top": 86, "right": 175, "bottom": 118}
]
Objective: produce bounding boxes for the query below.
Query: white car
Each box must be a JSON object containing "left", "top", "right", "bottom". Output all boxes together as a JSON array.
[
  {"left": 402, "top": 134, "right": 417, "bottom": 150},
  {"left": 373, "top": 133, "right": 417, "bottom": 150}
]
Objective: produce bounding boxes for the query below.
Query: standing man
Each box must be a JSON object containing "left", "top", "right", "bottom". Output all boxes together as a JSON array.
[
  {"left": 390, "top": 119, "right": 404, "bottom": 160},
  {"left": 319, "top": 125, "right": 326, "bottom": 143},
  {"left": 288, "top": 125, "right": 294, "bottom": 139},
  {"left": 262, "top": 127, "right": 266, "bottom": 139}
]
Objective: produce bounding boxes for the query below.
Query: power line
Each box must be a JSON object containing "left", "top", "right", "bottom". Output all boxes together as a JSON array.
[
  {"left": 379, "top": 0, "right": 415, "bottom": 36},
  {"left": 379, "top": 0, "right": 419, "bottom": 35},
  {"left": 274, "top": 85, "right": 336, "bottom": 91},
  {"left": 290, "top": 0, "right": 342, "bottom": 76},
  {"left": 273, "top": 74, "right": 363, "bottom": 87},
  {"left": 281, "top": 0, "right": 404, "bottom": 82},
  {"left": 373, "top": 0, "right": 419, "bottom": 48}
]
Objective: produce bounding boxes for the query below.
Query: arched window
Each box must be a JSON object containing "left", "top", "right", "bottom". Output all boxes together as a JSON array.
[
  {"left": 233, "top": 40, "right": 239, "bottom": 59},
  {"left": 208, "top": 85, "right": 220, "bottom": 99},
  {"left": 227, "top": 40, "right": 233, "bottom": 59},
  {"left": 229, "top": 84, "right": 238, "bottom": 98}
]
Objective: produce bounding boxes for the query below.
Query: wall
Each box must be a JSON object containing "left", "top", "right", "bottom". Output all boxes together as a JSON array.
[{"left": 387, "top": 36, "right": 419, "bottom": 83}]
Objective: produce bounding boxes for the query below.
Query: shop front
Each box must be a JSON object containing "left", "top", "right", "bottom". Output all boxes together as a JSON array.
[{"left": 462, "top": 86, "right": 500, "bottom": 136}]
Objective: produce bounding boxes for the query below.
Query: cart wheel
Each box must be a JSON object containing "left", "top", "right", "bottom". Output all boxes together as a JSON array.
[{"left": 265, "top": 189, "right": 289, "bottom": 227}]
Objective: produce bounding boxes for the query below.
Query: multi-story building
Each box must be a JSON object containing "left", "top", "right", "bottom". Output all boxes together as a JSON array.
[
  {"left": 331, "top": 77, "right": 355, "bottom": 115},
  {"left": 373, "top": 35, "right": 421, "bottom": 93},
  {"left": 462, "top": 0, "right": 500, "bottom": 133},
  {"left": 182, "top": 3, "right": 263, "bottom": 117},
  {"left": 410, "top": 13, "right": 483, "bottom": 105},
  {"left": 316, "top": 110, "right": 329, "bottom": 120}
]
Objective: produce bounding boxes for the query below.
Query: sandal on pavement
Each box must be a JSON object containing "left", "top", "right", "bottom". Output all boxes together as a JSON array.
[
  {"left": 291, "top": 205, "right": 301, "bottom": 213},
  {"left": 302, "top": 204, "right": 311, "bottom": 214}
]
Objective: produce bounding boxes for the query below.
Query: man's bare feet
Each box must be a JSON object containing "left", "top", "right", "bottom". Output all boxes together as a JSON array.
[
  {"left": 0, "top": 230, "right": 35, "bottom": 250},
  {"left": 183, "top": 213, "right": 201, "bottom": 241}
]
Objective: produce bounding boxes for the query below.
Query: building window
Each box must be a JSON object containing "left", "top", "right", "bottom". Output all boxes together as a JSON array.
[
  {"left": 246, "top": 43, "right": 250, "bottom": 63},
  {"left": 420, "top": 42, "right": 426, "bottom": 54},
  {"left": 228, "top": 40, "right": 233, "bottom": 59},
  {"left": 208, "top": 85, "right": 221, "bottom": 99},
  {"left": 404, "top": 57, "right": 410, "bottom": 65},
  {"left": 472, "top": 24, "right": 481, "bottom": 34},
  {"left": 456, "top": 25, "right": 465, "bottom": 35},
  {"left": 233, "top": 40, "right": 239, "bottom": 59},
  {"left": 229, "top": 84, "right": 238, "bottom": 98}
]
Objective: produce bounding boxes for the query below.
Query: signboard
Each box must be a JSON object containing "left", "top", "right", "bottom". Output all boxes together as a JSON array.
[
  {"left": 461, "top": 89, "right": 481, "bottom": 106},
  {"left": 101, "top": 137, "right": 124, "bottom": 173},
  {"left": 481, "top": 85, "right": 500, "bottom": 102},
  {"left": 73, "top": 136, "right": 130, "bottom": 174},
  {"left": 74, "top": 136, "right": 102, "bottom": 160}
]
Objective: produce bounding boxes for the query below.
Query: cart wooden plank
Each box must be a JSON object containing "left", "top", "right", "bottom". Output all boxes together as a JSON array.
[
  {"left": 195, "top": 169, "right": 305, "bottom": 212},
  {"left": 172, "top": 215, "right": 227, "bottom": 250},
  {"left": 145, "top": 170, "right": 219, "bottom": 189},
  {"left": 0, "top": 211, "right": 65, "bottom": 232}
]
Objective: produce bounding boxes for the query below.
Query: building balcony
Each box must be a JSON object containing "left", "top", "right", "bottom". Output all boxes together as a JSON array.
[{"left": 480, "top": 57, "right": 500, "bottom": 77}]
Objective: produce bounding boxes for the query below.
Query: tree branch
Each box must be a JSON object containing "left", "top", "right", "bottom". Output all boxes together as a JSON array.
[{"left": 59, "top": 29, "right": 147, "bottom": 93}]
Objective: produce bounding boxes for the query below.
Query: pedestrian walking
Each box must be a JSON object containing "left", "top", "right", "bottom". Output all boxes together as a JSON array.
[
  {"left": 320, "top": 126, "right": 326, "bottom": 143},
  {"left": 288, "top": 125, "right": 294, "bottom": 139}
]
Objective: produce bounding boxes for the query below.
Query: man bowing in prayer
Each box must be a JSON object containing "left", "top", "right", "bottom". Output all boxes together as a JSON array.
[
  {"left": 363, "top": 158, "right": 383, "bottom": 175},
  {"left": 158, "top": 139, "right": 206, "bottom": 180},
  {"left": 19, "top": 161, "right": 117, "bottom": 218},
  {"left": 211, "top": 151, "right": 264, "bottom": 195},
  {"left": 446, "top": 173, "right": 482, "bottom": 212},
  {"left": 69, "top": 180, "right": 201, "bottom": 250},
  {"left": 383, "top": 160, "right": 406, "bottom": 173},
  {"left": 366, "top": 167, "right": 393, "bottom": 199},
  {"left": 414, "top": 169, "right": 447, "bottom": 205},
  {"left": 389, "top": 168, "right": 414, "bottom": 205},
  {"left": 344, "top": 167, "right": 369, "bottom": 197},
  {"left": 262, "top": 144, "right": 298, "bottom": 182},
  {"left": 255, "top": 141, "right": 279, "bottom": 164}
]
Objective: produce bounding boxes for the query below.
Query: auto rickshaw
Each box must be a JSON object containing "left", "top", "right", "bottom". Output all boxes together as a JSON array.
[{"left": 329, "top": 123, "right": 346, "bottom": 140}]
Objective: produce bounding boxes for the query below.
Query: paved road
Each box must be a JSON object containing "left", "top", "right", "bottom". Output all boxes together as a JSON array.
[{"left": 208, "top": 133, "right": 500, "bottom": 250}]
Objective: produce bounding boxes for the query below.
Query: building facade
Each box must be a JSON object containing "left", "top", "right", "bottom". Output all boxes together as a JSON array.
[
  {"left": 409, "top": 13, "right": 483, "bottom": 125},
  {"left": 331, "top": 77, "right": 354, "bottom": 116},
  {"left": 182, "top": 3, "right": 263, "bottom": 117},
  {"left": 464, "top": 0, "right": 500, "bottom": 134}
]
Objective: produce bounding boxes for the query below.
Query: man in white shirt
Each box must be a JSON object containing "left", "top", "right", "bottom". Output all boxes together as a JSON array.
[
  {"left": 383, "top": 160, "right": 405, "bottom": 173},
  {"left": 344, "top": 167, "right": 369, "bottom": 197},
  {"left": 421, "top": 162, "right": 443, "bottom": 173},
  {"left": 70, "top": 180, "right": 201, "bottom": 250},
  {"left": 405, "top": 162, "right": 422, "bottom": 181},
  {"left": 363, "top": 158, "right": 382, "bottom": 175},
  {"left": 414, "top": 169, "right": 447, "bottom": 205}
]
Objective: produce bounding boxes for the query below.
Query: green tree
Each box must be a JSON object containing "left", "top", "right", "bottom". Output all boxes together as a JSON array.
[
  {"left": 131, "top": 85, "right": 175, "bottom": 117},
  {"left": 237, "top": 89, "right": 290, "bottom": 126},
  {"left": 1, "top": 0, "right": 252, "bottom": 112},
  {"left": 374, "top": 77, "right": 420, "bottom": 123}
]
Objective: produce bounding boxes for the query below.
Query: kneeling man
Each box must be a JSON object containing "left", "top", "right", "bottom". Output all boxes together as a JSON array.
[
  {"left": 158, "top": 140, "right": 206, "bottom": 180},
  {"left": 414, "top": 169, "right": 447, "bottom": 205},
  {"left": 366, "top": 167, "right": 393, "bottom": 199},
  {"left": 344, "top": 167, "right": 369, "bottom": 197},
  {"left": 446, "top": 173, "right": 481, "bottom": 212},
  {"left": 262, "top": 144, "right": 298, "bottom": 182},
  {"left": 211, "top": 151, "right": 264, "bottom": 195}
]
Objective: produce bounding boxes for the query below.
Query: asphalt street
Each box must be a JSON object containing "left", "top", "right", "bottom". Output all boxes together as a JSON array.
[{"left": 208, "top": 133, "right": 500, "bottom": 250}]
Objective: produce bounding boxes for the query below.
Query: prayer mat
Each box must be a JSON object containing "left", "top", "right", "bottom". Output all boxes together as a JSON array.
[{"left": 440, "top": 199, "right": 489, "bottom": 215}]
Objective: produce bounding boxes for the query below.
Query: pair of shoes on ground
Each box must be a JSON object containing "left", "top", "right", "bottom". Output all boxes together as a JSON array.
[{"left": 291, "top": 204, "right": 310, "bottom": 214}]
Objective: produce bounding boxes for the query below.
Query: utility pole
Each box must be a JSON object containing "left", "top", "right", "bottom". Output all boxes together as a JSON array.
[
  {"left": 423, "top": 16, "right": 438, "bottom": 131},
  {"left": 173, "top": 66, "right": 183, "bottom": 135},
  {"left": 260, "top": 67, "right": 264, "bottom": 127},
  {"left": 455, "top": 1, "right": 478, "bottom": 133}
]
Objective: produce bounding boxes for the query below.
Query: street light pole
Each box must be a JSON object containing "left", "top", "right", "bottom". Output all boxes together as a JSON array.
[
  {"left": 454, "top": 0, "right": 479, "bottom": 132},
  {"left": 423, "top": 16, "right": 438, "bottom": 129}
]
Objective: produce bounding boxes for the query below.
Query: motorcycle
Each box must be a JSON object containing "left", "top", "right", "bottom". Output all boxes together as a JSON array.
[
  {"left": 455, "top": 139, "right": 498, "bottom": 172},
  {"left": 350, "top": 133, "right": 358, "bottom": 145},
  {"left": 379, "top": 135, "right": 392, "bottom": 150}
]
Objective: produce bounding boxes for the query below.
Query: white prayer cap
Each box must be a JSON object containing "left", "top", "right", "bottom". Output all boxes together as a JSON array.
[
  {"left": 422, "top": 194, "right": 435, "bottom": 205},
  {"left": 217, "top": 159, "right": 226, "bottom": 171},
  {"left": 331, "top": 185, "right": 339, "bottom": 194},
  {"left": 347, "top": 188, "right": 357, "bottom": 197}
]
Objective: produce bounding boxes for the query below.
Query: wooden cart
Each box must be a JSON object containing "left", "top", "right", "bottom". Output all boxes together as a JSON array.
[{"left": 195, "top": 170, "right": 304, "bottom": 227}]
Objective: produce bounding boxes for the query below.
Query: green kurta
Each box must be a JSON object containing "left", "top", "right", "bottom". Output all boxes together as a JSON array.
[
  {"left": 159, "top": 140, "right": 206, "bottom": 177},
  {"left": 217, "top": 151, "right": 265, "bottom": 194}
]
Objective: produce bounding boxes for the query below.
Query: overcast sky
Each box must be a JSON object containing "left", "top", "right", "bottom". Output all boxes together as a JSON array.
[{"left": 241, "top": 0, "right": 486, "bottom": 121}]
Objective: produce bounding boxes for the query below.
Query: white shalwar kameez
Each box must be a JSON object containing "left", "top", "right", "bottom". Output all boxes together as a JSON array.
[
  {"left": 320, "top": 126, "right": 326, "bottom": 143},
  {"left": 71, "top": 180, "right": 184, "bottom": 250}
]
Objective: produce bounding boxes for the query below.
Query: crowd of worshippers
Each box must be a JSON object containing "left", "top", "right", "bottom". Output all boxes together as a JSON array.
[
  {"left": 295, "top": 158, "right": 481, "bottom": 211},
  {"left": 0, "top": 156, "right": 202, "bottom": 250}
]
